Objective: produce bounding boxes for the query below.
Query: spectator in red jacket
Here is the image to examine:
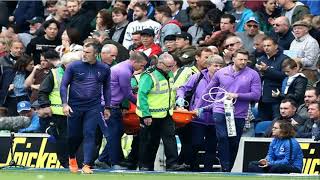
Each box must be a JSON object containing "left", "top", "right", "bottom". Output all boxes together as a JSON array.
[{"left": 136, "top": 28, "right": 161, "bottom": 58}]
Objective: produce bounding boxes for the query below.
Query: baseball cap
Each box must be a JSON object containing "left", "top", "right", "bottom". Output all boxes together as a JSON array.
[
  {"left": 245, "top": 16, "right": 259, "bottom": 24},
  {"left": 164, "top": 34, "right": 176, "bottom": 42},
  {"left": 175, "top": 32, "right": 193, "bottom": 43},
  {"left": 31, "top": 100, "right": 41, "bottom": 109},
  {"left": 27, "top": 17, "right": 44, "bottom": 24},
  {"left": 140, "top": 29, "right": 155, "bottom": 37},
  {"left": 17, "top": 101, "right": 31, "bottom": 113}
]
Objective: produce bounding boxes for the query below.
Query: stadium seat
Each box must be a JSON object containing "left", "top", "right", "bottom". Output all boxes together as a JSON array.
[{"left": 255, "top": 121, "right": 272, "bottom": 137}]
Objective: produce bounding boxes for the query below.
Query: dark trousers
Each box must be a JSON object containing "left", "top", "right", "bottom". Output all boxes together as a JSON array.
[
  {"left": 191, "top": 122, "right": 217, "bottom": 172},
  {"left": 126, "top": 135, "right": 140, "bottom": 166},
  {"left": 248, "top": 161, "right": 301, "bottom": 173},
  {"left": 214, "top": 113, "right": 245, "bottom": 172},
  {"left": 67, "top": 107, "right": 102, "bottom": 165},
  {"left": 176, "top": 123, "right": 192, "bottom": 165},
  {"left": 139, "top": 115, "right": 178, "bottom": 170},
  {"left": 98, "top": 108, "right": 124, "bottom": 165},
  {"left": 94, "top": 106, "right": 109, "bottom": 163},
  {"left": 49, "top": 115, "right": 69, "bottom": 168},
  {"left": 257, "top": 101, "right": 280, "bottom": 121}
]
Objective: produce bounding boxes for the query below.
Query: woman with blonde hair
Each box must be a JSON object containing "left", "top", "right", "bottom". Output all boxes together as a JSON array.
[{"left": 176, "top": 54, "right": 225, "bottom": 171}]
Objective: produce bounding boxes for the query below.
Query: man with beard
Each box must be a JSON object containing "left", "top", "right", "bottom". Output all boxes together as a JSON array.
[
  {"left": 263, "top": 98, "right": 305, "bottom": 137},
  {"left": 297, "top": 87, "right": 320, "bottom": 122},
  {"left": 60, "top": 42, "right": 111, "bottom": 174},
  {"left": 236, "top": 17, "right": 262, "bottom": 54},
  {"left": 122, "top": 2, "right": 160, "bottom": 49},
  {"left": 195, "top": 48, "right": 261, "bottom": 172}
]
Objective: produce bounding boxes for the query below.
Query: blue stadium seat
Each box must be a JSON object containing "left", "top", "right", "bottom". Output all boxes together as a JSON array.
[{"left": 255, "top": 121, "right": 272, "bottom": 137}]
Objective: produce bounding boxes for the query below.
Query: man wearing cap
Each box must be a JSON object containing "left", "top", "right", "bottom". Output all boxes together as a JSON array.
[
  {"left": 16, "top": 101, "right": 40, "bottom": 133},
  {"left": 174, "top": 32, "right": 196, "bottom": 66},
  {"left": 164, "top": 35, "right": 178, "bottom": 54},
  {"left": 24, "top": 49, "right": 60, "bottom": 103},
  {"left": 136, "top": 29, "right": 161, "bottom": 58},
  {"left": 236, "top": 17, "right": 262, "bottom": 54},
  {"left": 154, "top": 5, "right": 181, "bottom": 47},
  {"left": 289, "top": 20, "right": 320, "bottom": 83},
  {"left": 27, "top": 17, "right": 44, "bottom": 36}
]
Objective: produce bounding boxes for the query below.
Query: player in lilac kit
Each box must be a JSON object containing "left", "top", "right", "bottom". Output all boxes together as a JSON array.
[
  {"left": 196, "top": 48, "right": 261, "bottom": 172},
  {"left": 96, "top": 51, "right": 147, "bottom": 169}
]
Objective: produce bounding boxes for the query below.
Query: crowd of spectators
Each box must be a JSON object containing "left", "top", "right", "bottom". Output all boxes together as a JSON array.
[{"left": 0, "top": 0, "right": 320, "bottom": 173}]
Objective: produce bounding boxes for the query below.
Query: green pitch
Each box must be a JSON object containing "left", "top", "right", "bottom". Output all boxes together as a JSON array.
[{"left": 0, "top": 170, "right": 319, "bottom": 180}]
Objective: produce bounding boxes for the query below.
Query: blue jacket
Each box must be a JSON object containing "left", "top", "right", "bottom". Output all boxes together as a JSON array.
[
  {"left": 266, "top": 138, "right": 303, "bottom": 171},
  {"left": 267, "top": 30, "right": 295, "bottom": 50},
  {"left": 18, "top": 112, "right": 40, "bottom": 133},
  {"left": 60, "top": 60, "right": 111, "bottom": 111},
  {"left": 176, "top": 69, "right": 214, "bottom": 125},
  {"left": 258, "top": 50, "right": 288, "bottom": 103}
]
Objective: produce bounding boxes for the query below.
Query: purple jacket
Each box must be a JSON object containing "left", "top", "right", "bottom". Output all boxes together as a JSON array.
[
  {"left": 177, "top": 69, "right": 214, "bottom": 125},
  {"left": 196, "top": 65, "right": 261, "bottom": 119},
  {"left": 110, "top": 60, "right": 136, "bottom": 106}
]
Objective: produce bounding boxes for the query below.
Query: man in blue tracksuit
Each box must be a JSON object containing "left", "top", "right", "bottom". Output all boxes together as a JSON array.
[{"left": 60, "top": 41, "right": 111, "bottom": 174}]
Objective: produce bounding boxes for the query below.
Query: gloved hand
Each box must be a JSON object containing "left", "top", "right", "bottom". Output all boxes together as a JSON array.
[
  {"left": 195, "top": 108, "right": 203, "bottom": 117},
  {"left": 176, "top": 97, "right": 185, "bottom": 107}
]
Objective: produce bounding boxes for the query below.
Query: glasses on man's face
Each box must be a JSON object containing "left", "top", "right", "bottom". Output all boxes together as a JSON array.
[
  {"left": 273, "top": 23, "right": 281, "bottom": 27},
  {"left": 161, "top": 62, "right": 176, "bottom": 68},
  {"left": 225, "top": 41, "right": 240, "bottom": 49},
  {"left": 247, "top": 24, "right": 258, "bottom": 28}
]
